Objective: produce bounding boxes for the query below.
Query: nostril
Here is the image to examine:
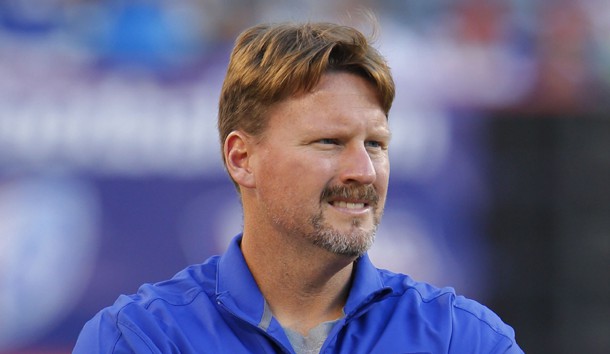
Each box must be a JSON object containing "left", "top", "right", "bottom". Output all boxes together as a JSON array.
[{"left": 338, "top": 152, "right": 376, "bottom": 183}]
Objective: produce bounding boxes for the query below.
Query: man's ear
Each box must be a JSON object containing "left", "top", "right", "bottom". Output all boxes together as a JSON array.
[{"left": 224, "top": 131, "right": 256, "bottom": 189}]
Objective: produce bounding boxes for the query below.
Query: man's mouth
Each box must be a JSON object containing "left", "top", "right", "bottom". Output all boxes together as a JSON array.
[
  {"left": 330, "top": 201, "right": 367, "bottom": 209},
  {"left": 321, "top": 185, "right": 379, "bottom": 209}
]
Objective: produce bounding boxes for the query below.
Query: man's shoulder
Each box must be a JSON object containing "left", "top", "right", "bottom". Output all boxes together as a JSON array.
[
  {"left": 374, "top": 269, "right": 519, "bottom": 351},
  {"left": 74, "top": 256, "right": 222, "bottom": 353},
  {"left": 119, "top": 255, "right": 222, "bottom": 318},
  {"left": 143, "top": 256, "right": 220, "bottom": 304}
]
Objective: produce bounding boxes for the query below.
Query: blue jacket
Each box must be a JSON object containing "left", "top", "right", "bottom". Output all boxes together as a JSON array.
[{"left": 74, "top": 235, "right": 523, "bottom": 353}]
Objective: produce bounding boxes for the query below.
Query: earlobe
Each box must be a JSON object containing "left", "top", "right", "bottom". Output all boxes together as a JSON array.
[{"left": 224, "top": 131, "right": 256, "bottom": 188}]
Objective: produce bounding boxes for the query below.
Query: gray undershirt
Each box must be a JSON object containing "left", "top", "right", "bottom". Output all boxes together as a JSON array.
[
  {"left": 283, "top": 318, "right": 341, "bottom": 354},
  {"left": 260, "top": 301, "right": 342, "bottom": 354}
]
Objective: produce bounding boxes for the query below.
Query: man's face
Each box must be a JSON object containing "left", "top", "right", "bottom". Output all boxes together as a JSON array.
[{"left": 249, "top": 72, "right": 390, "bottom": 258}]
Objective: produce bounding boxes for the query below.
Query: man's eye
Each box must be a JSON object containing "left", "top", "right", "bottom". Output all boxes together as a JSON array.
[
  {"left": 318, "top": 138, "right": 339, "bottom": 145},
  {"left": 365, "top": 141, "right": 382, "bottom": 148}
]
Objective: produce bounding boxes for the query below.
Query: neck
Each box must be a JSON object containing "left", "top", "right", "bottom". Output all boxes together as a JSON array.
[{"left": 240, "top": 228, "right": 356, "bottom": 336}]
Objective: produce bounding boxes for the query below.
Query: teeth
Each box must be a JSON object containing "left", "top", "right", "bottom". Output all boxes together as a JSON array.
[{"left": 334, "top": 201, "right": 365, "bottom": 209}]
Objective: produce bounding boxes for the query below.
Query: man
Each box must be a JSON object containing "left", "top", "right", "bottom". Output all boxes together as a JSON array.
[{"left": 75, "top": 21, "right": 523, "bottom": 353}]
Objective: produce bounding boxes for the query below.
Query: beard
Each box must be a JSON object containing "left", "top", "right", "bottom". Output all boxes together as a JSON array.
[
  {"left": 307, "top": 211, "right": 378, "bottom": 258},
  {"left": 305, "top": 184, "right": 382, "bottom": 258}
]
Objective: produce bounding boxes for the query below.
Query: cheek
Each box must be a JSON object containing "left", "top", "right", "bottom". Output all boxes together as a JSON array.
[
  {"left": 284, "top": 158, "right": 334, "bottom": 203},
  {"left": 375, "top": 159, "right": 390, "bottom": 186},
  {"left": 272, "top": 154, "right": 310, "bottom": 177},
  {"left": 259, "top": 152, "right": 322, "bottom": 192},
  {"left": 375, "top": 163, "right": 390, "bottom": 205}
]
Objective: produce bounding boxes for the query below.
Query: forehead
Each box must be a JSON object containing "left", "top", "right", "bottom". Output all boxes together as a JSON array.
[
  {"left": 307, "top": 72, "right": 383, "bottom": 108},
  {"left": 266, "top": 72, "right": 388, "bottom": 133}
]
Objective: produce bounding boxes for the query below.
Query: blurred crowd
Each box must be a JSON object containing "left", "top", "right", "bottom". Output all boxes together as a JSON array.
[{"left": 1, "top": 0, "right": 609, "bottom": 113}]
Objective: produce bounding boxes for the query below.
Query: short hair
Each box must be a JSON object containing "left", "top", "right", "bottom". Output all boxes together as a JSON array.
[{"left": 218, "top": 21, "right": 395, "bottom": 181}]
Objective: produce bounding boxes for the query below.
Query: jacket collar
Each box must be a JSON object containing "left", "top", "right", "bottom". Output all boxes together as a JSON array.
[
  {"left": 216, "top": 234, "right": 393, "bottom": 324},
  {"left": 344, "top": 252, "right": 394, "bottom": 316},
  {"left": 216, "top": 234, "right": 266, "bottom": 325}
]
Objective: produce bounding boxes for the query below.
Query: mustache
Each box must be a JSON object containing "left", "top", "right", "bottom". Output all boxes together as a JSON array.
[{"left": 320, "top": 184, "right": 379, "bottom": 206}]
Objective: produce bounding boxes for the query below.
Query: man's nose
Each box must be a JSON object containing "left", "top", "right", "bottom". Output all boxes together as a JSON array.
[{"left": 338, "top": 144, "right": 376, "bottom": 185}]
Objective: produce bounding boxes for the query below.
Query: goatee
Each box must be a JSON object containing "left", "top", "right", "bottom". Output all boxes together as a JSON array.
[{"left": 308, "top": 184, "right": 381, "bottom": 257}]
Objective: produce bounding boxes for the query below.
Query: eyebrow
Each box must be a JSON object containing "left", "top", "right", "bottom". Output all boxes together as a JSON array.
[{"left": 369, "top": 124, "right": 392, "bottom": 141}]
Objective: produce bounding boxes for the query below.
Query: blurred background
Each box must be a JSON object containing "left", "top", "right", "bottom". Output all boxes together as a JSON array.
[{"left": 0, "top": 0, "right": 609, "bottom": 353}]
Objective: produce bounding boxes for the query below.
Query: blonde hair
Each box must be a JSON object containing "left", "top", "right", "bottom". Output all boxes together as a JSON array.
[{"left": 218, "top": 21, "right": 395, "bottom": 176}]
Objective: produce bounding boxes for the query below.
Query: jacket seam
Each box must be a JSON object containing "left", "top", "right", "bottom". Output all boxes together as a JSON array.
[
  {"left": 401, "top": 285, "right": 454, "bottom": 304},
  {"left": 109, "top": 331, "right": 123, "bottom": 354},
  {"left": 141, "top": 287, "right": 207, "bottom": 310},
  {"left": 115, "top": 319, "right": 155, "bottom": 353},
  {"left": 488, "top": 334, "right": 512, "bottom": 353},
  {"left": 453, "top": 305, "right": 515, "bottom": 346}
]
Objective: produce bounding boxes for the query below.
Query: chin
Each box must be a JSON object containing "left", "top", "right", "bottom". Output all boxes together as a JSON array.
[{"left": 312, "top": 228, "right": 375, "bottom": 259}]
